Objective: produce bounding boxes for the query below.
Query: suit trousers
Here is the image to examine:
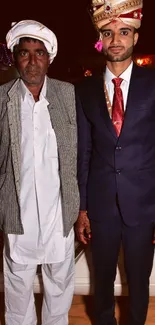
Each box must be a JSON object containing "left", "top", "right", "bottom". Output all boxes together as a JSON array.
[
  {"left": 3, "top": 230, "right": 75, "bottom": 325},
  {"left": 90, "top": 203, "right": 155, "bottom": 325}
]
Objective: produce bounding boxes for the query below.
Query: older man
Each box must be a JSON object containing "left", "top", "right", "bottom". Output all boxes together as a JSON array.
[
  {"left": 75, "top": 1, "right": 155, "bottom": 324},
  {"left": 0, "top": 20, "right": 79, "bottom": 325}
]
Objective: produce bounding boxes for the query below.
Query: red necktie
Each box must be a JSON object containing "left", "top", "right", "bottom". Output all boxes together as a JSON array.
[{"left": 112, "top": 78, "right": 124, "bottom": 136}]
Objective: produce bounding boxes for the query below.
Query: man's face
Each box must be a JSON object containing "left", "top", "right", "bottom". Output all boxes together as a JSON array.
[
  {"left": 13, "top": 39, "right": 50, "bottom": 86},
  {"left": 100, "top": 20, "right": 139, "bottom": 62}
]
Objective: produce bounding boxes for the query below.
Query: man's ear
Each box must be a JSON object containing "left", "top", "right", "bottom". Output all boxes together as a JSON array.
[{"left": 134, "top": 32, "right": 139, "bottom": 46}]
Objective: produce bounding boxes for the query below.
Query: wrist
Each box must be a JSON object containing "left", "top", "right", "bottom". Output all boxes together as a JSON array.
[{"left": 79, "top": 210, "right": 88, "bottom": 216}]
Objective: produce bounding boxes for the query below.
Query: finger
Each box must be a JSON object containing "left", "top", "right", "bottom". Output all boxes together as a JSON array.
[
  {"left": 85, "top": 225, "right": 91, "bottom": 235},
  {"left": 77, "top": 232, "right": 89, "bottom": 245},
  {"left": 75, "top": 227, "right": 84, "bottom": 238}
]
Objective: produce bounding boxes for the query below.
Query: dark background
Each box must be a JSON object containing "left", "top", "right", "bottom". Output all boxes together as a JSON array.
[{"left": 0, "top": 0, "right": 153, "bottom": 80}]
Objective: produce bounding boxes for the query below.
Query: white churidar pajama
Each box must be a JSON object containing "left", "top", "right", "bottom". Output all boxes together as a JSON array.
[{"left": 3, "top": 78, "right": 74, "bottom": 325}]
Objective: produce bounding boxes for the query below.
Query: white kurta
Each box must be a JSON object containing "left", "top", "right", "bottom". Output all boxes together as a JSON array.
[{"left": 7, "top": 77, "right": 69, "bottom": 264}]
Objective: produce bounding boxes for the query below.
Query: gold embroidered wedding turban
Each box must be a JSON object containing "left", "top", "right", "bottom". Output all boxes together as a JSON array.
[{"left": 90, "top": 0, "right": 143, "bottom": 30}]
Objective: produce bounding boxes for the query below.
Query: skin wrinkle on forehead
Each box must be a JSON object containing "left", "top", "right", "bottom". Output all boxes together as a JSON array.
[{"left": 13, "top": 36, "right": 50, "bottom": 55}]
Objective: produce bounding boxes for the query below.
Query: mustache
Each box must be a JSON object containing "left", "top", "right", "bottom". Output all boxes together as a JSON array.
[
  {"left": 108, "top": 46, "right": 124, "bottom": 49},
  {"left": 25, "top": 67, "right": 40, "bottom": 73}
]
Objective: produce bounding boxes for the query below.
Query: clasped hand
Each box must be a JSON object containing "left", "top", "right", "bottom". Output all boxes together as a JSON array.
[{"left": 75, "top": 210, "right": 91, "bottom": 245}]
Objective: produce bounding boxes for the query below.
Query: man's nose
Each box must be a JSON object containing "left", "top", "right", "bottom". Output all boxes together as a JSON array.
[
  {"left": 111, "top": 33, "right": 120, "bottom": 44},
  {"left": 29, "top": 54, "right": 36, "bottom": 64}
]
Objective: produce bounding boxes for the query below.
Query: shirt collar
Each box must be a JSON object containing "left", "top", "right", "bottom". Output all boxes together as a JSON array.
[
  {"left": 105, "top": 61, "right": 133, "bottom": 84},
  {"left": 20, "top": 76, "right": 47, "bottom": 101}
]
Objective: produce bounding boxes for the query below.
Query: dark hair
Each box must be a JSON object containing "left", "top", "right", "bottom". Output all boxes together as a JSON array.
[
  {"left": 134, "top": 28, "right": 138, "bottom": 34},
  {"left": 13, "top": 37, "right": 47, "bottom": 59}
]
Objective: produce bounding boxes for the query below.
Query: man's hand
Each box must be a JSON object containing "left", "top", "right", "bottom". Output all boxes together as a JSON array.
[{"left": 75, "top": 210, "right": 91, "bottom": 245}]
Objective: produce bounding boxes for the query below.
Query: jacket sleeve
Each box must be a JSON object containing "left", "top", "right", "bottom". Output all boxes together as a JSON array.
[{"left": 75, "top": 89, "right": 92, "bottom": 211}]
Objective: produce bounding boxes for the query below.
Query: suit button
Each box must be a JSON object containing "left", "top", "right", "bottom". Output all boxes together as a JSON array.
[
  {"left": 116, "top": 146, "right": 122, "bottom": 150},
  {"left": 116, "top": 169, "right": 121, "bottom": 174}
]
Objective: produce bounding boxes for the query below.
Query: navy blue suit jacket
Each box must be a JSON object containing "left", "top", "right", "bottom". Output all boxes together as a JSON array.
[{"left": 76, "top": 64, "right": 155, "bottom": 226}]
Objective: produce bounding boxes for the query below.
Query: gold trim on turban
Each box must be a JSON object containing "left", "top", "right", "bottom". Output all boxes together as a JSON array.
[{"left": 91, "top": 0, "right": 143, "bottom": 30}]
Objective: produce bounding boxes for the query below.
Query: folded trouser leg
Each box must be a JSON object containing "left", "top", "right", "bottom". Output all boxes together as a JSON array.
[
  {"left": 41, "top": 229, "right": 75, "bottom": 325},
  {"left": 3, "top": 248, "right": 37, "bottom": 325}
]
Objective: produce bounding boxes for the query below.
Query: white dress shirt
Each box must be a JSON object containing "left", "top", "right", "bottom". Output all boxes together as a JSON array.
[
  {"left": 7, "top": 77, "right": 72, "bottom": 264},
  {"left": 104, "top": 61, "right": 133, "bottom": 111}
]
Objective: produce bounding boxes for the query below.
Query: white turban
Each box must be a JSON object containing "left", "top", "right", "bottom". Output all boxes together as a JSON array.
[
  {"left": 6, "top": 20, "right": 58, "bottom": 64},
  {"left": 91, "top": 0, "right": 143, "bottom": 30}
]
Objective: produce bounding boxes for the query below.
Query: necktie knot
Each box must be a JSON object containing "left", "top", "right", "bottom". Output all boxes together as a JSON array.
[{"left": 112, "top": 77, "right": 123, "bottom": 88}]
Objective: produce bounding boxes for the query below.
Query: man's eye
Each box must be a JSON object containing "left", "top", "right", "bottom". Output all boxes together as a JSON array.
[
  {"left": 20, "top": 51, "right": 28, "bottom": 57},
  {"left": 121, "top": 31, "right": 128, "bottom": 36},
  {"left": 102, "top": 31, "right": 111, "bottom": 38},
  {"left": 36, "top": 51, "right": 44, "bottom": 56}
]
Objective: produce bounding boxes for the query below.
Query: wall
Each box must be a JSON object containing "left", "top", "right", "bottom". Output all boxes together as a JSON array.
[{"left": 74, "top": 244, "right": 155, "bottom": 296}]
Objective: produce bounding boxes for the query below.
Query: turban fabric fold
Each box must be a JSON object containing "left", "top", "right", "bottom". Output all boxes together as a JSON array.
[
  {"left": 91, "top": 0, "right": 143, "bottom": 30},
  {"left": 6, "top": 20, "right": 58, "bottom": 64}
]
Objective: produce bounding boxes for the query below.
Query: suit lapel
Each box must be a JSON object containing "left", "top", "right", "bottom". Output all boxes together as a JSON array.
[
  {"left": 120, "top": 64, "right": 147, "bottom": 137},
  {"left": 126, "top": 64, "right": 147, "bottom": 111},
  {"left": 98, "top": 76, "right": 117, "bottom": 139},
  {"left": 7, "top": 79, "right": 21, "bottom": 201}
]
